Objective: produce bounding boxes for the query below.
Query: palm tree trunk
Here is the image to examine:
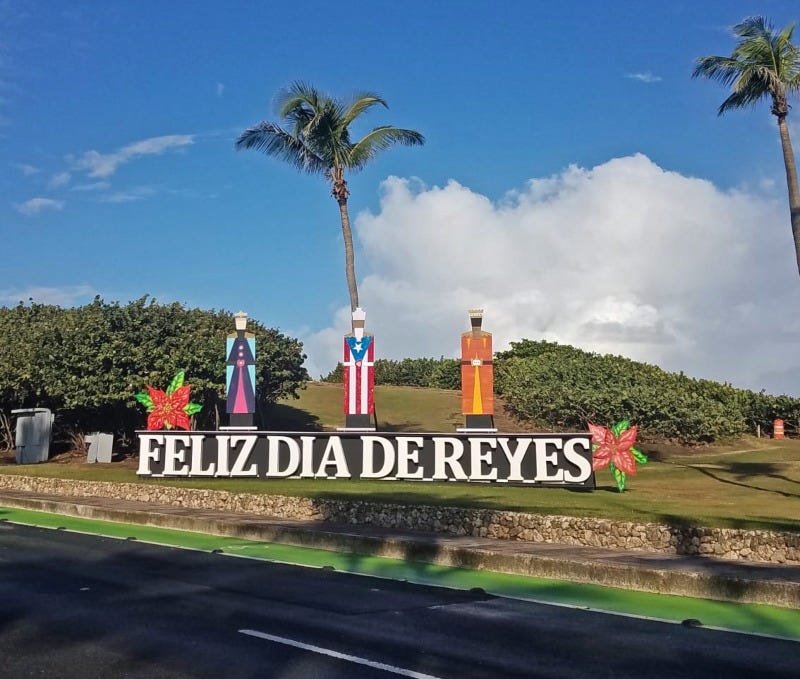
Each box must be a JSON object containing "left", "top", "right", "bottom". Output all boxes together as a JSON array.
[
  {"left": 337, "top": 196, "right": 360, "bottom": 313},
  {"left": 777, "top": 115, "right": 800, "bottom": 277}
]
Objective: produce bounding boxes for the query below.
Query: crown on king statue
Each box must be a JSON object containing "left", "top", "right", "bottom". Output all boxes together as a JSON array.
[{"left": 468, "top": 308, "right": 484, "bottom": 331}]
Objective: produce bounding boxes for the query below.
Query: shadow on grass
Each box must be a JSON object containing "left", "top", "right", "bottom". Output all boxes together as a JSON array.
[
  {"left": 675, "top": 461, "right": 800, "bottom": 500},
  {"left": 378, "top": 421, "right": 424, "bottom": 432},
  {"left": 724, "top": 462, "right": 800, "bottom": 486},
  {"left": 265, "top": 403, "right": 323, "bottom": 431}
]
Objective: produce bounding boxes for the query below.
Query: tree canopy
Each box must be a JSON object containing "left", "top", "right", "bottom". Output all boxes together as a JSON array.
[
  {"left": 694, "top": 16, "right": 800, "bottom": 276},
  {"left": 236, "top": 82, "right": 424, "bottom": 311}
]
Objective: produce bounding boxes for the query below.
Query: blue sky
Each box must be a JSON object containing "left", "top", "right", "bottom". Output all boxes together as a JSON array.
[{"left": 3, "top": 0, "right": 800, "bottom": 393}]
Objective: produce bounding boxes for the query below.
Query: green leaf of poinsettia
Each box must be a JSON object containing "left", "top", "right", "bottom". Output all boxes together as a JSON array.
[
  {"left": 591, "top": 443, "right": 600, "bottom": 452},
  {"left": 167, "top": 371, "right": 185, "bottom": 396},
  {"left": 630, "top": 446, "right": 648, "bottom": 464},
  {"left": 134, "top": 392, "right": 154, "bottom": 410},
  {"left": 609, "top": 461, "right": 626, "bottom": 492},
  {"left": 611, "top": 420, "right": 630, "bottom": 437},
  {"left": 184, "top": 403, "right": 203, "bottom": 415}
]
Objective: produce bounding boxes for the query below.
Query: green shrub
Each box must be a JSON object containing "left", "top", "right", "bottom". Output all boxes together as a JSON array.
[
  {"left": 0, "top": 296, "right": 308, "bottom": 445},
  {"left": 495, "top": 340, "right": 800, "bottom": 443},
  {"left": 321, "top": 357, "right": 460, "bottom": 389}
]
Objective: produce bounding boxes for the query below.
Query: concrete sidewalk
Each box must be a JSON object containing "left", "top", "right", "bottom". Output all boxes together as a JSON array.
[{"left": 1, "top": 488, "right": 798, "bottom": 608}]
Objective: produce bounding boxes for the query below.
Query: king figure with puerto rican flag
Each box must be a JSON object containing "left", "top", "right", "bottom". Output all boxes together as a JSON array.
[{"left": 342, "top": 307, "right": 375, "bottom": 430}]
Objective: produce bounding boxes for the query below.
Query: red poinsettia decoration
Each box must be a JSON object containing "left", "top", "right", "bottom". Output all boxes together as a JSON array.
[
  {"left": 588, "top": 420, "right": 648, "bottom": 492},
  {"left": 134, "top": 371, "right": 202, "bottom": 430}
]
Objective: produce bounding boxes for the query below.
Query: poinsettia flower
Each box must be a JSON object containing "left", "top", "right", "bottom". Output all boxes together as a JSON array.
[
  {"left": 589, "top": 422, "right": 639, "bottom": 475},
  {"left": 146, "top": 384, "right": 192, "bottom": 430},
  {"left": 135, "top": 372, "right": 201, "bottom": 431}
]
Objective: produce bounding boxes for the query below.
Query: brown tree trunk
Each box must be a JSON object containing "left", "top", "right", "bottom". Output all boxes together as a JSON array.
[
  {"left": 338, "top": 197, "right": 360, "bottom": 313},
  {"left": 777, "top": 115, "right": 800, "bottom": 277},
  {"left": 331, "top": 167, "right": 360, "bottom": 322},
  {"left": 331, "top": 169, "right": 360, "bottom": 318}
]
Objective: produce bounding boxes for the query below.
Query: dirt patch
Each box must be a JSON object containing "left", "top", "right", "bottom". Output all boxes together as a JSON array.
[{"left": 48, "top": 449, "right": 91, "bottom": 464}]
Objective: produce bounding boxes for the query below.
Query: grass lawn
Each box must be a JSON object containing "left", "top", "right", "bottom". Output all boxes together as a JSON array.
[
  {"left": 268, "top": 382, "right": 524, "bottom": 432},
  {"left": 2, "top": 383, "right": 799, "bottom": 532}
]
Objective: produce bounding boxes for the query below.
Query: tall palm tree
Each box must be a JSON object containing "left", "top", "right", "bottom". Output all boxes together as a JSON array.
[
  {"left": 236, "top": 82, "right": 424, "bottom": 313},
  {"left": 694, "top": 16, "right": 800, "bottom": 276}
]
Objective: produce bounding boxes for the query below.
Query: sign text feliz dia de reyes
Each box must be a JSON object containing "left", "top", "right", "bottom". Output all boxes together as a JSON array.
[{"left": 137, "top": 432, "right": 595, "bottom": 489}]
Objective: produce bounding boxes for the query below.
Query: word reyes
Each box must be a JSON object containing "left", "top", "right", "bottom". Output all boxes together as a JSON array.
[{"left": 137, "top": 432, "right": 595, "bottom": 488}]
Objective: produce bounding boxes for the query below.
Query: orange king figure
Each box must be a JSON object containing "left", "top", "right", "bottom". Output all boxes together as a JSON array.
[{"left": 460, "top": 309, "right": 495, "bottom": 430}]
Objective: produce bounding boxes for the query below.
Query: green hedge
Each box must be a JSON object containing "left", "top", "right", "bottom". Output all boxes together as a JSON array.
[
  {"left": 495, "top": 340, "right": 800, "bottom": 442},
  {"left": 0, "top": 297, "right": 308, "bottom": 445},
  {"left": 322, "top": 357, "right": 460, "bottom": 390}
]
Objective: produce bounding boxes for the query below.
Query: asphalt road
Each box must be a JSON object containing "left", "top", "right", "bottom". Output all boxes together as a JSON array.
[{"left": 0, "top": 522, "right": 796, "bottom": 678}]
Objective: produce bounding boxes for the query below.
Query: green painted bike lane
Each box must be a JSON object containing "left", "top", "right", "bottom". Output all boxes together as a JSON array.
[{"left": 2, "top": 505, "right": 798, "bottom": 641}]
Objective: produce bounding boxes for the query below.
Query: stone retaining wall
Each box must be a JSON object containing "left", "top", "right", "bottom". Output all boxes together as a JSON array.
[{"left": 2, "top": 475, "right": 798, "bottom": 564}]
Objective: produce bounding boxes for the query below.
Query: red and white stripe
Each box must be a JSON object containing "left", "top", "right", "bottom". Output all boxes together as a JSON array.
[{"left": 343, "top": 337, "right": 375, "bottom": 415}]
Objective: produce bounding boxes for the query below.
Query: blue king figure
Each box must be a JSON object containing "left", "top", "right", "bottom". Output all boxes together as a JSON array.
[{"left": 226, "top": 311, "right": 256, "bottom": 428}]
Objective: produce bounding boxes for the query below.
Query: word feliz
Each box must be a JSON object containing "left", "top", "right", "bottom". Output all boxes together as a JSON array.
[{"left": 137, "top": 432, "right": 595, "bottom": 488}]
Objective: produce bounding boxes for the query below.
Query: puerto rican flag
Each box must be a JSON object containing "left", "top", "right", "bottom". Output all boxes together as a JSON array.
[{"left": 343, "top": 335, "right": 375, "bottom": 415}]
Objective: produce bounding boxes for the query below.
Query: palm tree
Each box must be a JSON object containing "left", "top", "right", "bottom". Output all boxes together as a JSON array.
[
  {"left": 236, "top": 82, "right": 424, "bottom": 312},
  {"left": 694, "top": 16, "right": 800, "bottom": 276}
]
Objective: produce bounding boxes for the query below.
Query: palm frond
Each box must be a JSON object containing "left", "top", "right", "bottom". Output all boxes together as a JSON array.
[
  {"left": 346, "top": 126, "right": 425, "bottom": 171},
  {"left": 693, "top": 56, "right": 743, "bottom": 86},
  {"left": 302, "top": 102, "right": 351, "bottom": 166},
  {"left": 718, "top": 88, "right": 764, "bottom": 114},
  {"left": 276, "top": 81, "right": 323, "bottom": 118},
  {"left": 235, "top": 122, "right": 327, "bottom": 174},
  {"left": 238, "top": 82, "right": 422, "bottom": 182},
  {"left": 733, "top": 16, "right": 772, "bottom": 40},
  {"left": 778, "top": 22, "right": 797, "bottom": 51},
  {"left": 695, "top": 16, "right": 800, "bottom": 116},
  {"left": 788, "top": 71, "right": 800, "bottom": 95},
  {"left": 276, "top": 82, "right": 330, "bottom": 140},
  {"left": 341, "top": 93, "right": 388, "bottom": 128},
  {"left": 748, "top": 65, "right": 787, "bottom": 92}
]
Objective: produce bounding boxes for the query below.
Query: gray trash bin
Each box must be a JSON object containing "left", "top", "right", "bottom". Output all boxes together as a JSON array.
[
  {"left": 11, "top": 408, "right": 54, "bottom": 464},
  {"left": 86, "top": 432, "right": 113, "bottom": 463}
]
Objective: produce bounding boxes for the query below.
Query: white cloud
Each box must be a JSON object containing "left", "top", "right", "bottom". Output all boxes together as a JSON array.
[
  {"left": 71, "top": 134, "right": 194, "bottom": 178},
  {"left": 216, "top": 82, "right": 224, "bottom": 97},
  {"left": 15, "top": 197, "right": 64, "bottom": 215},
  {"left": 15, "top": 163, "right": 40, "bottom": 176},
  {"left": 303, "top": 154, "right": 800, "bottom": 395},
  {"left": 48, "top": 171, "right": 71, "bottom": 188},
  {"left": 0, "top": 284, "right": 97, "bottom": 307},
  {"left": 625, "top": 72, "right": 662, "bottom": 83},
  {"left": 70, "top": 181, "right": 110, "bottom": 192},
  {"left": 98, "top": 186, "right": 156, "bottom": 203}
]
